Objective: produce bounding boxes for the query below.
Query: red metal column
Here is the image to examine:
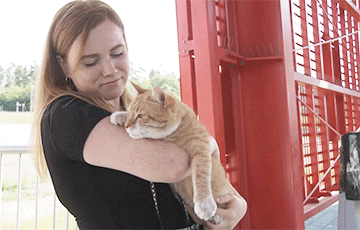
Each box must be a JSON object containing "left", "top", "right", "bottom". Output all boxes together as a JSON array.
[
  {"left": 176, "top": 1, "right": 250, "bottom": 228},
  {"left": 176, "top": 0, "right": 197, "bottom": 113},
  {"left": 176, "top": 0, "right": 244, "bottom": 211},
  {"left": 176, "top": 0, "right": 304, "bottom": 228},
  {"left": 235, "top": 0, "right": 304, "bottom": 228}
]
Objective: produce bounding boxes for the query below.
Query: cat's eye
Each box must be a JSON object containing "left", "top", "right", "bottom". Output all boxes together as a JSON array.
[{"left": 137, "top": 114, "right": 143, "bottom": 119}]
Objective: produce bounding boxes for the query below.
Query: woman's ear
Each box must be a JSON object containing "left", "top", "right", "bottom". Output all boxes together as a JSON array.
[{"left": 56, "top": 55, "right": 70, "bottom": 78}]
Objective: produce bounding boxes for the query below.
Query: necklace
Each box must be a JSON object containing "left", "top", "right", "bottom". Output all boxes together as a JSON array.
[{"left": 150, "top": 182, "right": 198, "bottom": 229}]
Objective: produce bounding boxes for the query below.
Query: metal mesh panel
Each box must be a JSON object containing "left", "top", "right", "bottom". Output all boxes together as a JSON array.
[
  {"left": 292, "top": 0, "right": 360, "bottom": 204},
  {"left": 297, "top": 82, "right": 340, "bottom": 202}
]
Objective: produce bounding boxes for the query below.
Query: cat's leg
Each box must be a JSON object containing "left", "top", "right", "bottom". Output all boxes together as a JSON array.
[
  {"left": 192, "top": 153, "right": 217, "bottom": 221},
  {"left": 209, "top": 136, "right": 220, "bottom": 160},
  {"left": 110, "top": 111, "right": 128, "bottom": 126}
]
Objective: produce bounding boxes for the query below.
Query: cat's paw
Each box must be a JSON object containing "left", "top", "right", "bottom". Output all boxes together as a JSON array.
[
  {"left": 110, "top": 111, "right": 128, "bottom": 126},
  {"left": 194, "top": 195, "right": 217, "bottom": 221},
  {"left": 209, "top": 214, "right": 223, "bottom": 225}
]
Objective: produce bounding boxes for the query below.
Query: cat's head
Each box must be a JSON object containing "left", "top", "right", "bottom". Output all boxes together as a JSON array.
[{"left": 124, "top": 83, "right": 184, "bottom": 139}]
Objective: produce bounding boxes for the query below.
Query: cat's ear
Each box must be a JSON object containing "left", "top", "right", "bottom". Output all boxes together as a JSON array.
[
  {"left": 131, "top": 82, "right": 147, "bottom": 94},
  {"left": 152, "top": 86, "right": 168, "bottom": 108}
]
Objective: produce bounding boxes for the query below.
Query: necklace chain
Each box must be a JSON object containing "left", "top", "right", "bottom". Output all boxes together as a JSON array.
[
  {"left": 150, "top": 182, "right": 164, "bottom": 229},
  {"left": 150, "top": 182, "right": 197, "bottom": 229}
]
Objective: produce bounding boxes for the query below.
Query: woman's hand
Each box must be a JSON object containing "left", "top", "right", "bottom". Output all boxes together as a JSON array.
[{"left": 203, "top": 193, "right": 247, "bottom": 230}]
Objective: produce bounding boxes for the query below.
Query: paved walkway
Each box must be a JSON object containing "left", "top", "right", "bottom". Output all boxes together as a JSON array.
[{"left": 305, "top": 202, "right": 338, "bottom": 230}]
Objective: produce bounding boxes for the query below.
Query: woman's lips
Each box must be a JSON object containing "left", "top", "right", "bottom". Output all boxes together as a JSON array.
[{"left": 101, "top": 77, "right": 122, "bottom": 86}]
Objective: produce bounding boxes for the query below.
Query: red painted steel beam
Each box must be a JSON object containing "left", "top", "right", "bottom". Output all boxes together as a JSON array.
[
  {"left": 294, "top": 72, "right": 360, "bottom": 98},
  {"left": 304, "top": 192, "right": 339, "bottom": 219},
  {"left": 176, "top": 0, "right": 251, "bottom": 228},
  {"left": 186, "top": 0, "right": 223, "bottom": 138},
  {"left": 335, "top": 0, "right": 360, "bottom": 21},
  {"left": 234, "top": 0, "right": 304, "bottom": 228},
  {"left": 176, "top": 0, "right": 198, "bottom": 113},
  {"left": 296, "top": 82, "right": 307, "bottom": 202}
]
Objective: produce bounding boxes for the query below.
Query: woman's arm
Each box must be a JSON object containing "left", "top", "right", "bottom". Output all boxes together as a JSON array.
[{"left": 83, "top": 116, "right": 192, "bottom": 183}]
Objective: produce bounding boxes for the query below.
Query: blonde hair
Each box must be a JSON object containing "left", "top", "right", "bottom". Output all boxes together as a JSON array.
[{"left": 31, "top": 0, "right": 132, "bottom": 180}]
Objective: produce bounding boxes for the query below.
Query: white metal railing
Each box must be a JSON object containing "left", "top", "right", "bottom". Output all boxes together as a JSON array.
[{"left": 0, "top": 145, "right": 79, "bottom": 230}]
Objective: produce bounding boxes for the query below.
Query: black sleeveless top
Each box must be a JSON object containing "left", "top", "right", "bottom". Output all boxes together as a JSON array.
[{"left": 41, "top": 95, "right": 194, "bottom": 229}]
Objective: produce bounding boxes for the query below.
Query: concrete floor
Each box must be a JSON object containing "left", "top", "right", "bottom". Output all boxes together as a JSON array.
[{"left": 305, "top": 201, "right": 338, "bottom": 230}]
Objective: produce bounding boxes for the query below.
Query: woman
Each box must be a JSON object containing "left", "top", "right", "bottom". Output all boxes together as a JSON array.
[{"left": 31, "top": 0, "right": 246, "bottom": 229}]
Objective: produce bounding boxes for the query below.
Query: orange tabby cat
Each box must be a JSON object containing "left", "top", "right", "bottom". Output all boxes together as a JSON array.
[{"left": 110, "top": 83, "right": 232, "bottom": 225}]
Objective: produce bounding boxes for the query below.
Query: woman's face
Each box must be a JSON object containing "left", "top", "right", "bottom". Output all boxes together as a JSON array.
[{"left": 62, "top": 19, "right": 129, "bottom": 106}]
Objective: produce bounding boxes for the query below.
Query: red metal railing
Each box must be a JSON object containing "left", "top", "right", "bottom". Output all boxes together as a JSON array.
[{"left": 291, "top": 0, "right": 360, "bottom": 218}]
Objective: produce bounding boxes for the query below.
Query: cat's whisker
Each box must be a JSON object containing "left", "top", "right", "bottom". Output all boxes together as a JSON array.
[
  {"left": 137, "top": 128, "right": 150, "bottom": 145},
  {"left": 139, "top": 127, "right": 148, "bottom": 135},
  {"left": 140, "top": 138, "right": 150, "bottom": 145}
]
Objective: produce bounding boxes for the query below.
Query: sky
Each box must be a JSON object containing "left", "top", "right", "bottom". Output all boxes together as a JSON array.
[{"left": 0, "top": 0, "right": 180, "bottom": 77}]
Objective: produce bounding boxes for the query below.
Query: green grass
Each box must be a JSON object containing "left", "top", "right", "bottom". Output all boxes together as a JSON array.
[
  {"left": 1, "top": 154, "right": 54, "bottom": 202},
  {"left": 1, "top": 154, "right": 64, "bottom": 228},
  {"left": 0, "top": 111, "right": 32, "bottom": 123}
]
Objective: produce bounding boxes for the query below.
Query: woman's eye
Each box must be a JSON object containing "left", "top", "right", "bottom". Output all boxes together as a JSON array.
[
  {"left": 112, "top": 52, "right": 123, "bottom": 57},
  {"left": 83, "top": 59, "right": 99, "bottom": 67}
]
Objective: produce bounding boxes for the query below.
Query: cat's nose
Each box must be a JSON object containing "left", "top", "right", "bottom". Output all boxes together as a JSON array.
[{"left": 124, "top": 125, "right": 128, "bottom": 129}]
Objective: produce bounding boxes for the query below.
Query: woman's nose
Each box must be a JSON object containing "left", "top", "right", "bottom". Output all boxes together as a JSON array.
[{"left": 101, "top": 59, "right": 117, "bottom": 76}]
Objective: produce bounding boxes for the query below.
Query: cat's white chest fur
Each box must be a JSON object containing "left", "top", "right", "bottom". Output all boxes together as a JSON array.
[{"left": 127, "top": 121, "right": 181, "bottom": 139}]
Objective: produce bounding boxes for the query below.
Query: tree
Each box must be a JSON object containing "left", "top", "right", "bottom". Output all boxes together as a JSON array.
[
  {"left": 13, "top": 63, "right": 38, "bottom": 88},
  {"left": 129, "top": 62, "right": 147, "bottom": 81},
  {"left": 0, "top": 63, "right": 38, "bottom": 88},
  {"left": 13, "top": 65, "right": 27, "bottom": 87},
  {"left": 2, "top": 64, "right": 15, "bottom": 87},
  {"left": 0, "top": 63, "right": 38, "bottom": 111},
  {"left": 0, "top": 84, "right": 32, "bottom": 111},
  {"left": 149, "top": 73, "right": 180, "bottom": 99},
  {"left": 0, "top": 64, "right": 4, "bottom": 87},
  {"left": 128, "top": 63, "right": 181, "bottom": 99}
]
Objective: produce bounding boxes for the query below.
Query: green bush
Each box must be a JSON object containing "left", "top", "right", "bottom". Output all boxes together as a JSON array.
[{"left": 0, "top": 84, "right": 32, "bottom": 111}]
